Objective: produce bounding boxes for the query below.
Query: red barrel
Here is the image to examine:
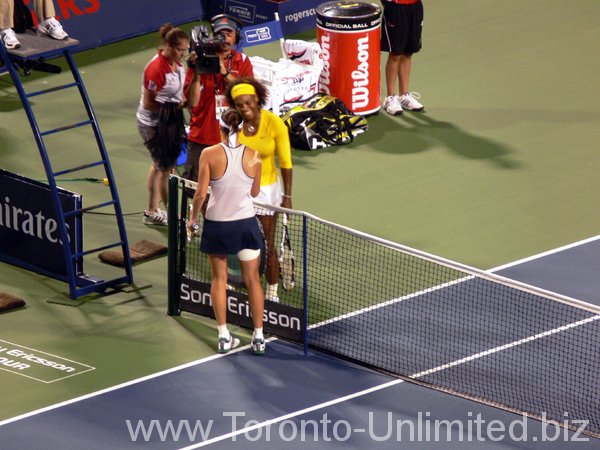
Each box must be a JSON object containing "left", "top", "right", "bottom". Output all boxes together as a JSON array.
[{"left": 317, "top": 1, "right": 382, "bottom": 115}]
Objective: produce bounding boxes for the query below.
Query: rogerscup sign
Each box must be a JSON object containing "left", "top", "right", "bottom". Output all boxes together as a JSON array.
[
  {"left": 179, "top": 276, "right": 304, "bottom": 341},
  {"left": 208, "top": 0, "right": 323, "bottom": 36}
]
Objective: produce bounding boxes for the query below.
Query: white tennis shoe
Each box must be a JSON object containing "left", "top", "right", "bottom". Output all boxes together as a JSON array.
[
  {"left": 1, "top": 28, "right": 21, "bottom": 49},
  {"left": 218, "top": 335, "right": 240, "bottom": 353},
  {"left": 37, "top": 17, "right": 69, "bottom": 40},
  {"left": 383, "top": 95, "right": 403, "bottom": 116},
  {"left": 399, "top": 92, "right": 425, "bottom": 112},
  {"left": 251, "top": 332, "right": 266, "bottom": 355},
  {"left": 143, "top": 209, "right": 168, "bottom": 226}
]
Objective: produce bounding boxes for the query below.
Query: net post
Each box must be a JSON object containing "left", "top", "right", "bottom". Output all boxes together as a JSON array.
[
  {"left": 302, "top": 214, "right": 309, "bottom": 355},
  {"left": 167, "top": 175, "right": 180, "bottom": 316}
]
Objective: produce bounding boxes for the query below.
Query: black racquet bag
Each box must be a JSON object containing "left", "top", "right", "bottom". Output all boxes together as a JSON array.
[{"left": 281, "top": 93, "right": 368, "bottom": 150}]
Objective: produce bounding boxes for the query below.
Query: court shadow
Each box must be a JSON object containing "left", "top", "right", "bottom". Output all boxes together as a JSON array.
[
  {"left": 0, "top": 132, "right": 21, "bottom": 157},
  {"left": 44, "top": 282, "right": 154, "bottom": 308},
  {"left": 356, "top": 111, "right": 431, "bottom": 154},
  {"left": 0, "top": 77, "right": 26, "bottom": 112},
  {"left": 0, "top": 64, "right": 59, "bottom": 112},
  {"left": 172, "top": 314, "right": 230, "bottom": 350},
  {"left": 438, "top": 106, "right": 600, "bottom": 131},
  {"left": 222, "top": 340, "right": 392, "bottom": 416},
  {"left": 378, "top": 112, "right": 520, "bottom": 169},
  {"left": 0, "top": 93, "right": 24, "bottom": 112},
  {"left": 290, "top": 111, "right": 520, "bottom": 169},
  {"left": 287, "top": 136, "right": 350, "bottom": 167}
]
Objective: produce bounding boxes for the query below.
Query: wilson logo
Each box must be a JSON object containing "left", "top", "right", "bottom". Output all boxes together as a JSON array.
[
  {"left": 318, "top": 34, "right": 331, "bottom": 94},
  {"left": 351, "top": 35, "right": 370, "bottom": 110}
]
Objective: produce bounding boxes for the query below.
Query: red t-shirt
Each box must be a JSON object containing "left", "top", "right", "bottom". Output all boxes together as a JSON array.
[{"left": 185, "top": 50, "right": 254, "bottom": 145}]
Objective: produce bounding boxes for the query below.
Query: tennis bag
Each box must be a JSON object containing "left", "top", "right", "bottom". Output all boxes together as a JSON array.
[{"left": 280, "top": 93, "right": 368, "bottom": 150}]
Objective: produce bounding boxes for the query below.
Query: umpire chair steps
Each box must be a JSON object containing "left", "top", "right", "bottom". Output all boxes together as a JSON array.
[{"left": 0, "top": 31, "right": 133, "bottom": 299}]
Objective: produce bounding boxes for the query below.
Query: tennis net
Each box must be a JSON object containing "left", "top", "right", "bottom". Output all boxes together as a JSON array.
[{"left": 168, "top": 175, "right": 600, "bottom": 438}]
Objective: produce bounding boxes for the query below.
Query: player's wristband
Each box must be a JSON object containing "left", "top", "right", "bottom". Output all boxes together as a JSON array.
[{"left": 283, "top": 194, "right": 291, "bottom": 198}]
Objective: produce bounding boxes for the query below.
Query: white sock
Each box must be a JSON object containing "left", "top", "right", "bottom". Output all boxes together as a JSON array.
[
  {"left": 217, "top": 324, "right": 230, "bottom": 339},
  {"left": 253, "top": 327, "right": 264, "bottom": 340},
  {"left": 266, "top": 283, "right": 278, "bottom": 299}
]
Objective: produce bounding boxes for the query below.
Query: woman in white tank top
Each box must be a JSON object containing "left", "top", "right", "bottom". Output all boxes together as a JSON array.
[{"left": 189, "top": 109, "right": 266, "bottom": 355}]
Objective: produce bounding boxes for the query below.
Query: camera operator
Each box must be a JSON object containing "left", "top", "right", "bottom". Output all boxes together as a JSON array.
[{"left": 183, "top": 15, "right": 254, "bottom": 181}]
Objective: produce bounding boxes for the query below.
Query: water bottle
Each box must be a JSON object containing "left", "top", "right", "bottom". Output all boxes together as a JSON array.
[{"left": 187, "top": 222, "right": 200, "bottom": 241}]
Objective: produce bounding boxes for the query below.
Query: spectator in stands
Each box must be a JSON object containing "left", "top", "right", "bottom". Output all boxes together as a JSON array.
[
  {"left": 136, "top": 24, "right": 189, "bottom": 226},
  {"left": 188, "top": 109, "right": 265, "bottom": 355},
  {"left": 0, "top": 0, "right": 68, "bottom": 50},
  {"left": 225, "top": 78, "right": 293, "bottom": 304},
  {"left": 183, "top": 14, "right": 253, "bottom": 182}
]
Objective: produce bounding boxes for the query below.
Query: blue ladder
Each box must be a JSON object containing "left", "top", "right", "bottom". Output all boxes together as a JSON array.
[{"left": 0, "top": 31, "right": 133, "bottom": 299}]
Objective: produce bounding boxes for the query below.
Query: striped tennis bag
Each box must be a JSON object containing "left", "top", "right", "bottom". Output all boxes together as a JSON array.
[{"left": 281, "top": 93, "right": 368, "bottom": 150}]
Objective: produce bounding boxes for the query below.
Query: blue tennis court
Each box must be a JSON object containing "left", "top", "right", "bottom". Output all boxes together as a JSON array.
[{"left": 1, "top": 237, "right": 599, "bottom": 449}]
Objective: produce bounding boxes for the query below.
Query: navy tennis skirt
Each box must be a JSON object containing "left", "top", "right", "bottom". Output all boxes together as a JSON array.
[{"left": 200, "top": 216, "right": 264, "bottom": 255}]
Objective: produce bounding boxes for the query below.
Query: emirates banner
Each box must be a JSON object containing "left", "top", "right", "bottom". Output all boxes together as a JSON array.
[{"left": 0, "top": 169, "right": 82, "bottom": 279}]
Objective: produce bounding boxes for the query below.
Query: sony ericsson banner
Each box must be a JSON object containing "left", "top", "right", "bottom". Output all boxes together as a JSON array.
[
  {"left": 179, "top": 275, "right": 304, "bottom": 342},
  {"left": 0, "top": 169, "right": 82, "bottom": 279}
]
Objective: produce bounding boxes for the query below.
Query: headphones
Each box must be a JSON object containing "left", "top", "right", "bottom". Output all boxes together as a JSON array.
[{"left": 210, "top": 14, "right": 242, "bottom": 45}]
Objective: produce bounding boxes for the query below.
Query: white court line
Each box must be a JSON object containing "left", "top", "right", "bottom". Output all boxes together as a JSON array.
[
  {"left": 309, "top": 234, "right": 600, "bottom": 330},
  {"left": 179, "top": 315, "right": 600, "bottom": 449},
  {"left": 0, "top": 339, "right": 263, "bottom": 427},
  {"left": 2, "top": 235, "right": 599, "bottom": 435},
  {"left": 178, "top": 379, "right": 406, "bottom": 449},
  {"left": 0, "top": 339, "right": 95, "bottom": 384},
  {"left": 309, "top": 275, "right": 474, "bottom": 329},
  {"left": 489, "top": 234, "right": 600, "bottom": 272},
  {"left": 176, "top": 236, "right": 600, "bottom": 448}
]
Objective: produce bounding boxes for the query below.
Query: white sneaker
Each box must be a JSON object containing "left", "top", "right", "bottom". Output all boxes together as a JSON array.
[
  {"left": 399, "top": 92, "right": 424, "bottom": 112},
  {"left": 251, "top": 332, "right": 266, "bottom": 355},
  {"left": 143, "top": 209, "right": 168, "bottom": 226},
  {"left": 37, "top": 17, "right": 69, "bottom": 40},
  {"left": 266, "top": 296, "right": 280, "bottom": 303},
  {"left": 383, "top": 95, "right": 403, "bottom": 116},
  {"left": 218, "top": 335, "right": 240, "bottom": 353},
  {"left": 1, "top": 28, "right": 21, "bottom": 49}
]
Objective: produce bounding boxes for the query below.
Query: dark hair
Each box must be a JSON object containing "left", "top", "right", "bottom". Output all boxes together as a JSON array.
[
  {"left": 220, "top": 108, "right": 243, "bottom": 133},
  {"left": 225, "top": 77, "right": 268, "bottom": 109},
  {"left": 159, "top": 23, "right": 189, "bottom": 48}
]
